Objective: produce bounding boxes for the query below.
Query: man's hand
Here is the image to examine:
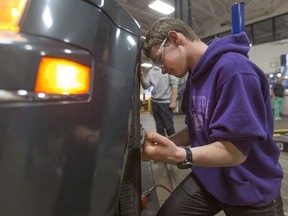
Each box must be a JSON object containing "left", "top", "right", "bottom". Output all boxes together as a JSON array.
[
  {"left": 169, "top": 100, "right": 177, "bottom": 110},
  {"left": 141, "top": 132, "right": 186, "bottom": 164}
]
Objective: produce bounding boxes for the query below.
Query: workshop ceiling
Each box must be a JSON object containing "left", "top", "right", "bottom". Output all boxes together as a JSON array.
[{"left": 119, "top": 0, "right": 288, "bottom": 39}]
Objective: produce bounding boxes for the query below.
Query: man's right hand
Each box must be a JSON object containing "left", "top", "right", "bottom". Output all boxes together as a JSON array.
[{"left": 141, "top": 132, "right": 186, "bottom": 165}]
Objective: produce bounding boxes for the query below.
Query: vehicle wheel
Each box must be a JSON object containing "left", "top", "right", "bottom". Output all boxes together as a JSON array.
[{"left": 116, "top": 73, "right": 142, "bottom": 216}]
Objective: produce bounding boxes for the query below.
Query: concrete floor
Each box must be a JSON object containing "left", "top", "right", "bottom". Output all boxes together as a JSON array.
[{"left": 140, "top": 111, "right": 288, "bottom": 216}]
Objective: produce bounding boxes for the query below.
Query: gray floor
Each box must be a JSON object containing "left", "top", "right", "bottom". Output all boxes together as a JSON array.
[{"left": 140, "top": 112, "right": 288, "bottom": 216}]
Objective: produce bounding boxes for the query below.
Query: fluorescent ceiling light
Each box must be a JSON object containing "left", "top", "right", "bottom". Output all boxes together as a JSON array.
[
  {"left": 148, "top": 0, "right": 175, "bottom": 15},
  {"left": 141, "top": 62, "right": 153, "bottom": 68}
]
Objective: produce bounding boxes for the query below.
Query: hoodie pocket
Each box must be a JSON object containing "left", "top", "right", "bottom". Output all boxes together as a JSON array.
[{"left": 222, "top": 168, "right": 259, "bottom": 205}]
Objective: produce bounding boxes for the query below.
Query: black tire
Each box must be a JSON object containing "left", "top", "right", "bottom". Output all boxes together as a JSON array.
[{"left": 116, "top": 72, "right": 142, "bottom": 216}]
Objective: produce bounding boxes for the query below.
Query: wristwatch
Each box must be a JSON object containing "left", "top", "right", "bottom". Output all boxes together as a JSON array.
[{"left": 177, "top": 146, "right": 193, "bottom": 169}]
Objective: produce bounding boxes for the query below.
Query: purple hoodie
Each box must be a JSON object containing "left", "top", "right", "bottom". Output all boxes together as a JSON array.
[{"left": 181, "top": 32, "right": 283, "bottom": 207}]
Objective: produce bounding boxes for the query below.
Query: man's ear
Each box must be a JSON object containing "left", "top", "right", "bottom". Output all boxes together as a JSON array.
[{"left": 167, "top": 31, "right": 180, "bottom": 45}]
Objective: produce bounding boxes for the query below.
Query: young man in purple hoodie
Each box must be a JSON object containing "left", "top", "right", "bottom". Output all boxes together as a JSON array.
[{"left": 141, "top": 17, "right": 284, "bottom": 215}]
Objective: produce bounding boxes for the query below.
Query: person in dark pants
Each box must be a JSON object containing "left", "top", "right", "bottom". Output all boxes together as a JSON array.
[
  {"left": 140, "top": 66, "right": 179, "bottom": 136},
  {"left": 141, "top": 17, "right": 284, "bottom": 215}
]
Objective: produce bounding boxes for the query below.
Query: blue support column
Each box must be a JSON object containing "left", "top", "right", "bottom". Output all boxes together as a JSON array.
[{"left": 231, "top": 2, "right": 245, "bottom": 34}]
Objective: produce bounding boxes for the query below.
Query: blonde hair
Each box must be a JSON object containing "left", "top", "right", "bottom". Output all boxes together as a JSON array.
[{"left": 142, "top": 17, "right": 199, "bottom": 58}]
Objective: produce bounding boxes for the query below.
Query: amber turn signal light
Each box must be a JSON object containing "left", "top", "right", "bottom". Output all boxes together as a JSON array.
[
  {"left": 34, "top": 57, "right": 90, "bottom": 95},
  {"left": 0, "top": 0, "right": 28, "bottom": 32}
]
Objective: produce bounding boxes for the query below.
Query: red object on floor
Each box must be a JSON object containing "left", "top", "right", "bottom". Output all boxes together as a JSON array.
[{"left": 141, "top": 195, "right": 148, "bottom": 209}]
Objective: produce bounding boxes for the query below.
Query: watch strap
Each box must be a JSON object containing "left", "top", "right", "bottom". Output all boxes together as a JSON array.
[
  {"left": 177, "top": 146, "right": 193, "bottom": 169},
  {"left": 181, "top": 146, "right": 193, "bottom": 163}
]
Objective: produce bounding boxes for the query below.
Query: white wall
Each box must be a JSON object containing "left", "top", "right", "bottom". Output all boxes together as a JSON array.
[{"left": 249, "top": 40, "right": 288, "bottom": 74}]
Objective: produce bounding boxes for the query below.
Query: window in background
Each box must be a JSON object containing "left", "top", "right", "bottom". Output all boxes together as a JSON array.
[
  {"left": 245, "top": 25, "right": 253, "bottom": 45},
  {"left": 253, "top": 19, "right": 274, "bottom": 45},
  {"left": 275, "top": 13, "right": 288, "bottom": 41}
]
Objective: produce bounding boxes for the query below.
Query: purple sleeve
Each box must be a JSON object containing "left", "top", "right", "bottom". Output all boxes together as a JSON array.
[{"left": 209, "top": 73, "right": 270, "bottom": 155}]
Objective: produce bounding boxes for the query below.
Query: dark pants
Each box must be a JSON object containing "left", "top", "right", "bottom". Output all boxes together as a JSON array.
[
  {"left": 151, "top": 101, "right": 175, "bottom": 136},
  {"left": 156, "top": 173, "right": 284, "bottom": 216}
]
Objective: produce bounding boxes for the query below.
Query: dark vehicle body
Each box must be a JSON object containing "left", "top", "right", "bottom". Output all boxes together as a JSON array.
[{"left": 0, "top": 0, "right": 142, "bottom": 215}]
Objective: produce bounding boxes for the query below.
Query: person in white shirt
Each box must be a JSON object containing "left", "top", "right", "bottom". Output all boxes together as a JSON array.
[{"left": 140, "top": 66, "right": 179, "bottom": 136}]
